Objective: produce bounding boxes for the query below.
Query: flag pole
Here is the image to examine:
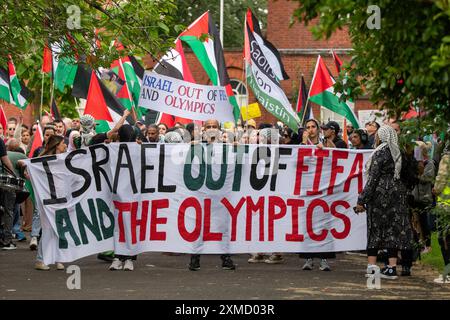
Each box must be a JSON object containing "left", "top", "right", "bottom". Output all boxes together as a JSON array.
[
  {"left": 306, "top": 56, "right": 322, "bottom": 124},
  {"left": 220, "top": 0, "right": 224, "bottom": 45},
  {"left": 40, "top": 71, "right": 44, "bottom": 121},
  {"left": 49, "top": 75, "right": 55, "bottom": 119}
]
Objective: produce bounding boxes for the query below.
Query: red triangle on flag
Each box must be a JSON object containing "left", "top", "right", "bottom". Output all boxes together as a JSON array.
[
  {"left": 309, "top": 55, "right": 335, "bottom": 97},
  {"left": 115, "top": 61, "right": 132, "bottom": 100},
  {"left": 180, "top": 12, "right": 209, "bottom": 38},
  {"left": 84, "top": 71, "right": 113, "bottom": 122},
  {"left": 28, "top": 124, "right": 43, "bottom": 158}
]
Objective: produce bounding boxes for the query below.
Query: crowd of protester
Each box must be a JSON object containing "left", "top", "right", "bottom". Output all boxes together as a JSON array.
[{"left": 0, "top": 112, "right": 449, "bottom": 283}]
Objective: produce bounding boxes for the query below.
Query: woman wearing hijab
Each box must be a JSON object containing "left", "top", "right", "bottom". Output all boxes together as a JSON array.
[{"left": 355, "top": 125, "right": 413, "bottom": 279}]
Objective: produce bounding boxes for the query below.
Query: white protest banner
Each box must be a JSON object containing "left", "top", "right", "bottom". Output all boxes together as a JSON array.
[
  {"left": 25, "top": 146, "right": 115, "bottom": 265},
  {"left": 138, "top": 71, "right": 235, "bottom": 123},
  {"left": 26, "top": 144, "right": 372, "bottom": 265}
]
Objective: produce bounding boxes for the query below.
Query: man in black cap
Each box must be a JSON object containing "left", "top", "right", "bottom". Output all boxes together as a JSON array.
[{"left": 320, "top": 121, "right": 348, "bottom": 149}]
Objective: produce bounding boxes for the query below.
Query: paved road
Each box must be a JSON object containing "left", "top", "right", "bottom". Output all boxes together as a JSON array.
[{"left": 1, "top": 238, "right": 450, "bottom": 300}]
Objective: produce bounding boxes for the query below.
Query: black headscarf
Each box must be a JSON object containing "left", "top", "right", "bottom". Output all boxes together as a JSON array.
[{"left": 118, "top": 124, "right": 137, "bottom": 142}]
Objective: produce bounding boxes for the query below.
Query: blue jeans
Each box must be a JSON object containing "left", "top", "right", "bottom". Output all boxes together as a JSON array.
[
  {"left": 36, "top": 237, "right": 43, "bottom": 262},
  {"left": 31, "top": 207, "right": 41, "bottom": 238},
  {"left": 12, "top": 204, "right": 25, "bottom": 240}
]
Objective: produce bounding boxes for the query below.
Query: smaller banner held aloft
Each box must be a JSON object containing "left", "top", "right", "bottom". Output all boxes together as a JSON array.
[
  {"left": 241, "top": 103, "right": 262, "bottom": 121},
  {"left": 138, "top": 71, "right": 235, "bottom": 123}
]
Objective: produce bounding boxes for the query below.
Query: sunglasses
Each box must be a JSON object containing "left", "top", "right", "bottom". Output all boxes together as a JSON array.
[
  {"left": 8, "top": 127, "right": 15, "bottom": 130},
  {"left": 205, "top": 125, "right": 218, "bottom": 129}
]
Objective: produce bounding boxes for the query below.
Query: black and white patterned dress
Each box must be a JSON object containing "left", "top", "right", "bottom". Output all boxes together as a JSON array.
[{"left": 358, "top": 145, "right": 413, "bottom": 250}]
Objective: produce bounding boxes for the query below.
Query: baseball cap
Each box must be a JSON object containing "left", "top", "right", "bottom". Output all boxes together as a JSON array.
[{"left": 321, "top": 121, "right": 340, "bottom": 133}]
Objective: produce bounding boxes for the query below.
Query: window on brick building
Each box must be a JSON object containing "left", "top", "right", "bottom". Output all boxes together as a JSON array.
[{"left": 230, "top": 79, "right": 248, "bottom": 107}]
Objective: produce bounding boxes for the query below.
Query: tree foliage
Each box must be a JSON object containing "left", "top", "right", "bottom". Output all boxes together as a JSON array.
[
  {"left": 291, "top": 0, "right": 450, "bottom": 127},
  {"left": 0, "top": 0, "right": 183, "bottom": 117}
]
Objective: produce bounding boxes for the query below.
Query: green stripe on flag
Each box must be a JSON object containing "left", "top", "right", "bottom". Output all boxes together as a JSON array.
[
  {"left": 10, "top": 75, "right": 25, "bottom": 109},
  {"left": 228, "top": 95, "right": 241, "bottom": 122},
  {"left": 123, "top": 62, "right": 141, "bottom": 106},
  {"left": 0, "top": 83, "right": 11, "bottom": 103},
  {"left": 54, "top": 58, "right": 78, "bottom": 92},
  {"left": 180, "top": 35, "right": 218, "bottom": 85},
  {"left": 247, "top": 66, "right": 299, "bottom": 131},
  {"left": 309, "top": 90, "right": 360, "bottom": 129}
]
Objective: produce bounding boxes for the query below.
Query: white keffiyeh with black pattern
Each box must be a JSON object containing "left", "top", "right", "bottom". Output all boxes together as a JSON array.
[{"left": 365, "top": 125, "right": 402, "bottom": 180}]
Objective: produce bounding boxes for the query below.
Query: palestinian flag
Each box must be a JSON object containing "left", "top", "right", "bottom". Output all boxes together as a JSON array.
[
  {"left": 110, "top": 55, "right": 146, "bottom": 119},
  {"left": 0, "top": 67, "right": 13, "bottom": 103},
  {"left": 331, "top": 50, "right": 343, "bottom": 74},
  {"left": 245, "top": 10, "right": 289, "bottom": 82},
  {"left": 71, "top": 64, "right": 134, "bottom": 133},
  {"left": 109, "top": 40, "right": 180, "bottom": 126},
  {"left": 309, "top": 55, "right": 359, "bottom": 129},
  {"left": 296, "top": 75, "right": 312, "bottom": 125},
  {"left": 8, "top": 56, "right": 32, "bottom": 110},
  {"left": 50, "top": 43, "right": 79, "bottom": 92},
  {"left": 177, "top": 11, "right": 240, "bottom": 122},
  {"left": 245, "top": 9, "right": 301, "bottom": 131}
]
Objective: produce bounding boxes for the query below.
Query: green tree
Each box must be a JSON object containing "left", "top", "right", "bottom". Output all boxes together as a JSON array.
[
  {"left": 291, "top": 0, "right": 450, "bottom": 125},
  {"left": 175, "top": 0, "right": 267, "bottom": 48},
  {"left": 0, "top": 0, "right": 184, "bottom": 118}
]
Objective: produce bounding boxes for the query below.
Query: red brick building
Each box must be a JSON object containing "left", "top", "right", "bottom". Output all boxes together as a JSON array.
[{"left": 182, "top": 0, "right": 377, "bottom": 128}]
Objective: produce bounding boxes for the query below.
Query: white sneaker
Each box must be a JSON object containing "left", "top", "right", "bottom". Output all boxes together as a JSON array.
[
  {"left": 29, "top": 237, "right": 38, "bottom": 251},
  {"left": 109, "top": 258, "right": 123, "bottom": 270},
  {"left": 35, "top": 261, "right": 50, "bottom": 271},
  {"left": 433, "top": 275, "right": 450, "bottom": 283},
  {"left": 248, "top": 254, "right": 265, "bottom": 263},
  {"left": 56, "top": 262, "right": 65, "bottom": 270},
  {"left": 302, "top": 258, "right": 313, "bottom": 270},
  {"left": 123, "top": 259, "right": 134, "bottom": 271},
  {"left": 264, "top": 254, "right": 284, "bottom": 264},
  {"left": 319, "top": 259, "right": 331, "bottom": 271},
  {"left": 2, "top": 243, "right": 17, "bottom": 250}
]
